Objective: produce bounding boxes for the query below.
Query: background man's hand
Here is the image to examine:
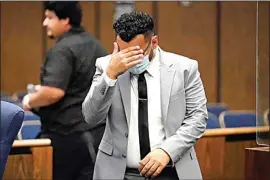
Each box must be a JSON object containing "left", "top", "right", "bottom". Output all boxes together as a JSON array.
[
  {"left": 138, "top": 148, "right": 171, "bottom": 178},
  {"left": 35, "top": 84, "right": 41, "bottom": 91},
  {"left": 106, "top": 42, "right": 144, "bottom": 79},
  {"left": 22, "top": 94, "right": 32, "bottom": 111}
]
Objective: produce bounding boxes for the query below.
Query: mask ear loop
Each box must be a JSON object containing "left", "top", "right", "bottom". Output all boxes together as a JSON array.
[
  {"left": 142, "top": 39, "right": 152, "bottom": 56},
  {"left": 149, "top": 44, "right": 158, "bottom": 61}
]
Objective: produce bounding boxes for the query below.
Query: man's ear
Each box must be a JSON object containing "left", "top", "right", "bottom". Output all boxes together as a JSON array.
[
  {"left": 152, "top": 35, "right": 158, "bottom": 49},
  {"left": 61, "top": 17, "right": 70, "bottom": 26}
]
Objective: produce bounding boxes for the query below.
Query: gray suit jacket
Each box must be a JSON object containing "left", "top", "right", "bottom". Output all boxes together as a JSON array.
[{"left": 82, "top": 47, "right": 208, "bottom": 180}]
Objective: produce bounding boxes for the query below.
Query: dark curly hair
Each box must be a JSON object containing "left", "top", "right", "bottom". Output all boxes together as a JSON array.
[
  {"left": 113, "top": 11, "right": 154, "bottom": 42},
  {"left": 44, "top": 1, "right": 82, "bottom": 26}
]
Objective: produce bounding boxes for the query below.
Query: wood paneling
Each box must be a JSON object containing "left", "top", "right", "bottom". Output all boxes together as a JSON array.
[
  {"left": 224, "top": 139, "right": 257, "bottom": 180},
  {"left": 245, "top": 147, "right": 270, "bottom": 180},
  {"left": 135, "top": 2, "right": 153, "bottom": 17},
  {"left": 220, "top": 2, "right": 257, "bottom": 110},
  {"left": 157, "top": 2, "right": 218, "bottom": 103},
  {"left": 3, "top": 129, "right": 264, "bottom": 180},
  {"left": 99, "top": 1, "right": 115, "bottom": 53},
  {"left": 4, "top": 154, "right": 33, "bottom": 179},
  {"left": 1, "top": 2, "right": 43, "bottom": 94},
  {"left": 257, "top": 2, "right": 269, "bottom": 114},
  {"left": 196, "top": 128, "right": 264, "bottom": 179},
  {"left": 195, "top": 137, "right": 225, "bottom": 179},
  {"left": 1, "top": 2, "right": 268, "bottom": 109},
  {"left": 3, "top": 146, "right": 52, "bottom": 180},
  {"left": 80, "top": 1, "right": 95, "bottom": 35}
]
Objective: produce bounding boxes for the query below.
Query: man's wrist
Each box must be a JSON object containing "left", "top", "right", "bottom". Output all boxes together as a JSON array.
[
  {"left": 106, "top": 66, "right": 118, "bottom": 80},
  {"left": 23, "top": 94, "right": 32, "bottom": 109},
  {"left": 103, "top": 72, "right": 117, "bottom": 87},
  {"left": 157, "top": 148, "right": 173, "bottom": 167}
]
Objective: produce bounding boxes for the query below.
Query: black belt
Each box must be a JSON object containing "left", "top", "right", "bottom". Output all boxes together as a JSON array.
[
  {"left": 125, "top": 168, "right": 140, "bottom": 174},
  {"left": 125, "top": 167, "right": 177, "bottom": 176}
]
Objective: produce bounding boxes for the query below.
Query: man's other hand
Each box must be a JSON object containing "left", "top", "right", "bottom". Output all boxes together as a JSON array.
[
  {"left": 138, "top": 148, "right": 170, "bottom": 178},
  {"left": 22, "top": 94, "right": 32, "bottom": 111}
]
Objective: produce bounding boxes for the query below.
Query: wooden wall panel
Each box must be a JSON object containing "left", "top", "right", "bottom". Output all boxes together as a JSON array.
[
  {"left": 157, "top": 2, "right": 218, "bottom": 103},
  {"left": 195, "top": 137, "right": 225, "bottom": 179},
  {"left": 257, "top": 2, "right": 269, "bottom": 114},
  {"left": 99, "top": 1, "right": 115, "bottom": 53},
  {"left": 195, "top": 129, "right": 262, "bottom": 179},
  {"left": 1, "top": 2, "right": 43, "bottom": 94},
  {"left": 80, "top": 1, "right": 95, "bottom": 35},
  {"left": 4, "top": 146, "right": 53, "bottom": 180},
  {"left": 220, "top": 2, "right": 257, "bottom": 110},
  {"left": 224, "top": 140, "right": 258, "bottom": 180},
  {"left": 135, "top": 2, "right": 153, "bottom": 17},
  {"left": 1, "top": 2, "right": 268, "bottom": 110},
  {"left": 245, "top": 147, "right": 270, "bottom": 180}
]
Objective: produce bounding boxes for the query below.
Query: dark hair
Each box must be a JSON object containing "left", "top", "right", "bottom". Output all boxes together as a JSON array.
[
  {"left": 113, "top": 11, "right": 154, "bottom": 42},
  {"left": 44, "top": 1, "right": 82, "bottom": 26}
]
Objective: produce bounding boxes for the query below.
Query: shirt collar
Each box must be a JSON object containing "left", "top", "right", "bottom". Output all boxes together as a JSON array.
[
  {"left": 146, "top": 48, "right": 160, "bottom": 78},
  {"left": 57, "top": 25, "right": 85, "bottom": 42}
]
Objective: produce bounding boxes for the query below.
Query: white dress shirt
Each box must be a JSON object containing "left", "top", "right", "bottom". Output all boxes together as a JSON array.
[
  {"left": 104, "top": 49, "right": 166, "bottom": 168},
  {"left": 127, "top": 50, "right": 166, "bottom": 168}
]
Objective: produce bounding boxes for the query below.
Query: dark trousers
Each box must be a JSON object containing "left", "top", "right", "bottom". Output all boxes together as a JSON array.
[
  {"left": 40, "top": 126, "right": 104, "bottom": 180},
  {"left": 124, "top": 167, "right": 179, "bottom": 180}
]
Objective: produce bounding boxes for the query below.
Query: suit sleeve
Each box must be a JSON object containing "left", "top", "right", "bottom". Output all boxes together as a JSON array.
[
  {"left": 82, "top": 57, "right": 116, "bottom": 128},
  {"left": 159, "top": 60, "right": 208, "bottom": 166}
]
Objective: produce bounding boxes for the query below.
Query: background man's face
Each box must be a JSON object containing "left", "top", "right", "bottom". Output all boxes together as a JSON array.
[{"left": 43, "top": 10, "right": 67, "bottom": 39}]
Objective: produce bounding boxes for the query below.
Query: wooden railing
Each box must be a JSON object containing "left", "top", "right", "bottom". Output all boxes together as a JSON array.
[
  {"left": 3, "top": 139, "right": 52, "bottom": 180},
  {"left": 195, "top": 126, "right": 269, "bottom": 180},
  {"left": 3, "top": 126, "right": 269, "bottom": 180}
]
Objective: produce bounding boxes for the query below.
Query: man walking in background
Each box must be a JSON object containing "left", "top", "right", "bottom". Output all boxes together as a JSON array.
[{"left": 22, "top": 1, "right": 107, "bottom": 179}]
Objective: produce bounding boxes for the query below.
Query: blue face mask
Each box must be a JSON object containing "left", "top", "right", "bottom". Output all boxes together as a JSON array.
[{"left": 129, "top": 54, "right": 150, "bottom": 75}]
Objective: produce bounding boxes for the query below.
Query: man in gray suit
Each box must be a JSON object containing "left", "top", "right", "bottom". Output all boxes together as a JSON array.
[{"left": 82, "top": 11, "right": 208, "bottom": 180}]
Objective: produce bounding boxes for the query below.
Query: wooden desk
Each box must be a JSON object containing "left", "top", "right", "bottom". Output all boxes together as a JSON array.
[
  {"left": 245, "top": 147, "right": 269, "bottom": 180},
  {"left": 195, "top": 126, "right": 269, "bottom": 180},
  {"left": 3, "top": 139, "right": 52, "bottom": 180}
]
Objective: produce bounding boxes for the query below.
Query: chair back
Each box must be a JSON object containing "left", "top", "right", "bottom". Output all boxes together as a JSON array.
[
  {"left": 206, "top": 112, "right": 220, "bottom": 129},
  {"left": 207, "top": 103, "right": 229, "bottom": 117},
  {"left": 219, "top": 110, "right": 256, "bottom": 128},
  {"left": 0, "top": 101, "right": 24, "bottom": 179}
]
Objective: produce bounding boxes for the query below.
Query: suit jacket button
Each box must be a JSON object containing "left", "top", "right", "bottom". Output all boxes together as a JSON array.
[
  {"left": 122, "top": 154, "right": 126, "bottom": 158},
  {"left": 125, "top": 133, "right": 128, "bottom": 138}
]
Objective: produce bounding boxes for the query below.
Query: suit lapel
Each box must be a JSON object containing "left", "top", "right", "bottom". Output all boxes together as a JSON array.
[
  {"left": 160, "top": 50, "right": 175, "bottom": 124},
  {"left": 118, "top": 72, "right": 131, "bottom": 125}
]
